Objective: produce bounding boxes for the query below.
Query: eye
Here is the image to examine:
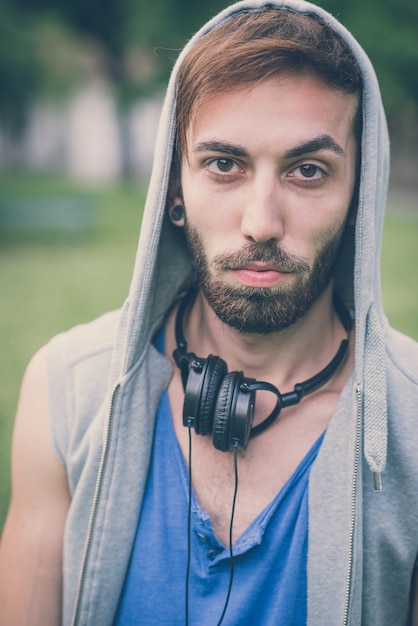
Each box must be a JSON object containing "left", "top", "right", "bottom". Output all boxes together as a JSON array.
[
  {"left": 289, "top": 163, "right": 327, "bottom": 182},
  {"left": 299, "top": 164, "right": 320, "bottom": 178},
  {"left": 208, "top": 158, "right": 237, "bottom": 173}
]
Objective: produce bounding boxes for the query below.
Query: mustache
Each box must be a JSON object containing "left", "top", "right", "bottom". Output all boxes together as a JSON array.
[{"left": 212, "top": 241, "right": 310, "bottom": 273}]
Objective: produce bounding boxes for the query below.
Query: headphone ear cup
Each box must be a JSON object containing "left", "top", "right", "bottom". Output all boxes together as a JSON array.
[
  {"left": 212, "top": 372, "right": 255, "bottom": 452},
  {"left": 212, "top": 372, "right": 237, "bottom": 452},
  {"left": 198, "top": 356, "right": 228, "bottom": 436},
  {"left": 183, "top": 355, "right": 227, "bottom": 435}
]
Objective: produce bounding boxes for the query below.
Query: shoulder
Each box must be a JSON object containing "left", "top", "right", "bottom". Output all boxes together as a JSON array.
[
  {"left": 385, "top": 326, "right": 418, "bottom": 387},
  {"left": 45, "top": 309, "right": 122, "bottom": 466},
  {"left": 384, "top": 327, "right": 418, "bottom": 445},
  {"left": 48, "top": 308, "right": 121, "bottom": 368},
  {"left": 46, "top": 309, "right": 121, "bottom": 414}
]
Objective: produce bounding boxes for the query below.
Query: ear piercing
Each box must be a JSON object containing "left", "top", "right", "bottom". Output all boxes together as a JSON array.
[{"left": 171, "top": 204, "right": 185, "bottom": 222}]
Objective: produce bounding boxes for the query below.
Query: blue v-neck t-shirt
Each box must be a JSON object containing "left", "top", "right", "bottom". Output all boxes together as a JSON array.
[
  {"left": 116, "top": 330, "right": 324, "bottom": 625},
  {"left": 116, "top": 396, "right": 323, "bottom": 625}
]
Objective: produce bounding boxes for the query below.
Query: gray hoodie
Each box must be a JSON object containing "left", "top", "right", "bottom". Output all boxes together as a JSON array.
[{"left": 47, "top": 1, "right": 418, "bottom": 624}]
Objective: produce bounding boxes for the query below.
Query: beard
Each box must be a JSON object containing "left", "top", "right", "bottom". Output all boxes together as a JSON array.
[{"left": 184, "top": 221, "right": 345, "bottom": 335}]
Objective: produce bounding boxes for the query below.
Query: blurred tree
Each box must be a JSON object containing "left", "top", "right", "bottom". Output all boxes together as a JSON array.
[
  {"left": 118, "top": 0, "right": 229, "bottom": 101},
  {"left": 319, "top": 0, "right": 418, "bottom": 114},
  {"left": 0, "top": 4, "right": 41, "bottom": 134},
  {"left": 0, "top": 1, "right": 103, "bottom": 137},
  {"left": 10, "top": 0, "right": 229, "bottom": 100}
]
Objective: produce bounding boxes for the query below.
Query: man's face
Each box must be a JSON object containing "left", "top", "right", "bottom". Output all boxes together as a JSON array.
[{"left": 180, "top": 75, "right": 359, "bottom": 334}]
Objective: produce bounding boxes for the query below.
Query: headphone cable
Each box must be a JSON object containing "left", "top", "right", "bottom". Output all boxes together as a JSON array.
[
  {"left": 185, "top": 437, "right": 239, "bottom": 626},
  {"left": 216, "top": 440, "right": 239, "bottom": 626},
  {"left": 185, "top": 422, "right": 193, "bottom": 626}
]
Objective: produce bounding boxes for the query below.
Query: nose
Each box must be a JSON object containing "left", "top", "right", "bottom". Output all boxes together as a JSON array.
[{"left": 241, "top": 173, "right": 285, "bottom": 243}]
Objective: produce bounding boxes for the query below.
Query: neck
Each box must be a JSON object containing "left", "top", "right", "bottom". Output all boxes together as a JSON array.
[{"left": 180, "top": 287, "right": 349, "bottom": 390}]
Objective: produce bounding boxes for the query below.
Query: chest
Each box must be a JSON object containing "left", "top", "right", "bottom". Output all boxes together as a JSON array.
[
  {"left": 115, "top": 390, "right": 315, "bottom": 625},
  {"left": 168, "top": 378, "right": 335, "bottom": 545}
]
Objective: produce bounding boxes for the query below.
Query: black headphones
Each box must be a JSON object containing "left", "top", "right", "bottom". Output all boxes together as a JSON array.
[{"left": 173, "top": 290, "right": 351, "bottom": 452}]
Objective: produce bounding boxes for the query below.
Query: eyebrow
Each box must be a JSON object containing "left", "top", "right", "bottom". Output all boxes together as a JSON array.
[
  {"left": 191, "top": 134, "right": 345, "bottom": 160},
  {"left": 192, "top": 141, "right": 249, "bottom": 158},
  {"left": 284, "top": 134, "right": 345, "bottom": 158}
]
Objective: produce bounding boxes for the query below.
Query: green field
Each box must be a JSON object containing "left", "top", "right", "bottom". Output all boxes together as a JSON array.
[{"left": 0, "top": 176, "right": 417, "bottom": 531}]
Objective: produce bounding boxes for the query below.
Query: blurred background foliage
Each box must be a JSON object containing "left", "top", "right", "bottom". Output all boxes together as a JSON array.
[{"left": 1, "top": 0, "right": 418, "bottom": 151}]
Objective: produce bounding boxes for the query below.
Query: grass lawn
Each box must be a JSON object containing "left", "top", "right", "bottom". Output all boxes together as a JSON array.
[
  {"left": 0, "top": 176, "right": 144, "bottom": 529},
  {"left": 0, "top": 175, "right": 417, "bottom": 530},
  {"left": 381, "top": 212, "right": 418, "bottom": 340}
]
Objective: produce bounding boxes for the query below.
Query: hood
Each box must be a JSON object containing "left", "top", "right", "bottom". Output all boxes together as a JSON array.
[{"left": 112, "top": 0, "right": 390, "bottom": 488}]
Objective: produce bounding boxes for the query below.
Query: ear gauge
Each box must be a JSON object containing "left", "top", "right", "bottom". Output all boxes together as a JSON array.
[{"left": 171, "top": 204, "right": 185, "bottom": 223}]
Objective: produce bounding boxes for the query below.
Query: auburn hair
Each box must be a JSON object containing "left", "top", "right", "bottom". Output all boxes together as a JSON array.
[{"left": 175, "top": 8, "right": 362, "bottom": 160}]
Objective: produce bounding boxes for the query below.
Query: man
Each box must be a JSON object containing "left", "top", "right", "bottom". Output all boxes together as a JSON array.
[{"left": 1, "top": 1, "right": 418, "bottom": 625}]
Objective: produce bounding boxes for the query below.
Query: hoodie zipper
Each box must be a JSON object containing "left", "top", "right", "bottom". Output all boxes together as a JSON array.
[
  {"left": 70, "top": 382, "right": 120, "bottom": 626},
  {"left": 342, "top": 384, "right": 362, "bottom": 626}
]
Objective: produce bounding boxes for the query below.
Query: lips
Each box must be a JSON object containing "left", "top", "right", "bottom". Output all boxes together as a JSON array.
[
  {"left": 237, "top": 262, "right": 289, "bottom": 273},
  {"left": 213, "top": 241, "right": 310, "bottom": 283},
  {"left": 231, "top": 263, "right": 290, "bottom": 287}
]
